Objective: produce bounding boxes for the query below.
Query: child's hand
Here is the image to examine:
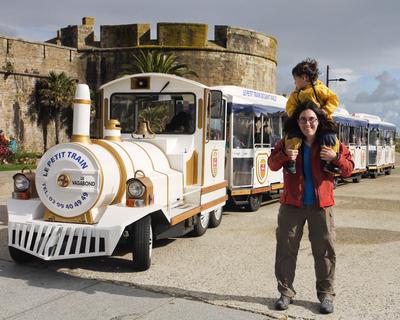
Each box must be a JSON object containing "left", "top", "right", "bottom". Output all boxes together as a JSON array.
[
  {"left": 285, "top": 148, "right": 299, "bottom": 160},
  {"left": 320, "top": 146, "right": 337, "bottom": 161}
]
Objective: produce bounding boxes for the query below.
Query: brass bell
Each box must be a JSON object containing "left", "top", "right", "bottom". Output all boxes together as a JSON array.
[{"left": 133, "top": 120, "right": 155, "bottom": 139}]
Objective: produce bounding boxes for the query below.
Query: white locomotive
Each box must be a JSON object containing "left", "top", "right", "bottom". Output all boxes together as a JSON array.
[{"left": 7, "top": 74, "right": 228, "bottom": 270}]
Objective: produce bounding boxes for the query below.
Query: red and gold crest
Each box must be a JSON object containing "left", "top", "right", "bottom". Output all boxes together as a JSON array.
[
  {"left": 256, "top": 153, "right": 268, "bottom": 183},
  {"left": 211, "top": 149, "right": 218, "bottom": 177}
]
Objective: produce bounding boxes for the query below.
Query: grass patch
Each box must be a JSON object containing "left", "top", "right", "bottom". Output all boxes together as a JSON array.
[
  {"left": 0, "top": 163, "right": 36, "bottom": 172},
  {"left": 1, "top": 149, "right": 41, "bottom": 171}
]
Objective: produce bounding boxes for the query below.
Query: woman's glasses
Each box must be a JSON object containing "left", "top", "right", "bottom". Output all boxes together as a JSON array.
[{"left": 298, "top": 117, "right": 318, "bottom": 125}]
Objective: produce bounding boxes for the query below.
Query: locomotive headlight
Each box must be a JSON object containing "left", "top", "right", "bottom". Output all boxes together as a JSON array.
[
  {"left": 127, "top": 179, "right": 146, "bottom": 198},
  {"left": 126, "top": 170, "right": 154, "bottom": 207},
  {"left": 14, "top": 173, "right": 30, "bottom": 192},
  {"left": 12, "top": 168, "right": 37, "bottom": 200}
]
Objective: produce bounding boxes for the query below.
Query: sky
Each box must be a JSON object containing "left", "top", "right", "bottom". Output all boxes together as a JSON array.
[{"left": 1, "top": 0, "right": 399, "bottom": 131}]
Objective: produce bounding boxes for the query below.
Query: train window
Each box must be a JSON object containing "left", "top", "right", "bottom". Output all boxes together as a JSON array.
[
  {"left": 110, "top": 94, "right": 135, "bottom": 133},
  {"left": 232, "top": 158, "right": 253, "bottom": 186},
  {"left": 369, "top": 129, "right": 378, "bottom": 145},
  {"left": 271, "top": 116, "right": 282, "bottom": 146},
  {"left": 385, "top": 130, "right": 394, "bottom": 146},
  {"left": 263, "top": 118, "right": 272, "bottom": 145},
  {"left": 349, "top": 127, "right": 362, "bottom": 145},
  {"left": 349, "top": 127, "right": 356, "bottom": 144},
  {"left": 110, "top": 93, "right": 196, "bottom": 134},
  {"left": 378, "top": 129, "right": 385, "bottom": 146},
  {"left": 340, "top": 126, "right": 350, "bottom": 145},
  {"left": 232, "top": 111, "right": 253, "bottom": 148},
  {"left": 207, "top": 91, "right": 225, "bottom": 141},
  {"left": 361, "top": 127, "right": 368, "bottom": 145},
  {"left": 254, "top": 115, "right": 272, "bottom": 147}
]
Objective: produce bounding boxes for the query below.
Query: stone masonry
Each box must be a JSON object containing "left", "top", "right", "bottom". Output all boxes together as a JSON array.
[{"left": 0, "top": 17, "right": 278, "bottom": 152}]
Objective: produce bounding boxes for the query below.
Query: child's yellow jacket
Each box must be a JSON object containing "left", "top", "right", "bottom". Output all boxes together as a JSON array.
[{"left": 286, "top": 80, "right": 339, "bottom": 119}]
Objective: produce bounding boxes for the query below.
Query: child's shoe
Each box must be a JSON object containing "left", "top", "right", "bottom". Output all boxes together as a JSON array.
[
  {"left": 284, "top": 160, "right": 296, "bottom": 174},
  {"left": 323, "top": 162, "right": 342, "bottom": 174}
]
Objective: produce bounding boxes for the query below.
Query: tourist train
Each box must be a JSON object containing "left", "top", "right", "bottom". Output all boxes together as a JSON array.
[{"left": 7, "top": 73, "right": 397, "bottom": 270}]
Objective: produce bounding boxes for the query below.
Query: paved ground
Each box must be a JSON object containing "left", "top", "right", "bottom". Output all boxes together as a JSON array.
[
  {"left": 0, "top": 258, "right": 270, "bottom": 320},
  {"left": 0, "top": 154, "right": 399, "bottom": 319}
]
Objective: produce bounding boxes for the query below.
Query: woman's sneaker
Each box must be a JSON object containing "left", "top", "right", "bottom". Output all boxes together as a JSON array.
[{"left": 274, "top": 295, "right": 293, "bottom": 310}]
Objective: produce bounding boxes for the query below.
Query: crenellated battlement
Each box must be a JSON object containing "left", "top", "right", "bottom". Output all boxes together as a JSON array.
[{"left": 51, "top": 18, "right": 276, "bottom": 62}]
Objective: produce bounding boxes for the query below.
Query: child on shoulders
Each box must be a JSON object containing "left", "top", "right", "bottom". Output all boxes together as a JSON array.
[{"left": 284, "top": 58, "right": 341, "bottom": 174}]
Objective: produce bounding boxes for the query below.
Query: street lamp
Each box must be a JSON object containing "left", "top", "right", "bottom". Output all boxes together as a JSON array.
[{"left": 326, "top": 65, "right": 347, "bottom": 87}]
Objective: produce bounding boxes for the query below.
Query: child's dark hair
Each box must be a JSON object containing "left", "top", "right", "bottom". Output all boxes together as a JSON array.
[
  {"left": 292, "top": 58, "right": 319, "bottom": 83},
  {"left": 283, "top": 100, "right": 338, "bottom": 136}
]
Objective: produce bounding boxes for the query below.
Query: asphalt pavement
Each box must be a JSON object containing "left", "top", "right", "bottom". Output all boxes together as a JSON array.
[
  {"left": 0, "top": 171, "right": 272, "bottom": 320},
  {"left": 1, "top": 155, "right": 400, "bottom": 320},
  {"left": 0, "top": 258, "right": 274, "bottom": 320}
]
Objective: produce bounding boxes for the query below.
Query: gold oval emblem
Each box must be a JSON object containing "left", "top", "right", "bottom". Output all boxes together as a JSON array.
[
  {"left": 57, "top": 174, "right": 70, "bottom": 188},
  {"left": 211, "top": 149, "right": 218, "bottom": 178},
  {"left": 256, "top": 153, "right": 268, "bottom": 184}
]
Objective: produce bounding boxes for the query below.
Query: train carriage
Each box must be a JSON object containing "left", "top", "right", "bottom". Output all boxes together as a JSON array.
[
  {"left": 333, "top": 108, "right": 369, "bottom": 183},
  {"left": 7, "top": 73, "right": 228, "bottom": 270},
  {"left": 353, "top": 113, "right": 396, "bottom": 177},
  {"left": 212, "top": 86, "right": 287, "bottom": 211}
]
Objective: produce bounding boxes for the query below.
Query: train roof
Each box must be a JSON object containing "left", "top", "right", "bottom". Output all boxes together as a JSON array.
[
  {"left": 211, "top": 85, "right": 287, "bottom": 109},
  {"left": 334, "top": 115, "right": 369, "bottom": 128},
  {"left": 333, "top": 107, "right": 368, "bottom": 128},
  {"left": 353, "top": 112, "right": 396, "bottom": 130},
  {"left": 99, "top": 73, "right": 209, "bottom": 91}
]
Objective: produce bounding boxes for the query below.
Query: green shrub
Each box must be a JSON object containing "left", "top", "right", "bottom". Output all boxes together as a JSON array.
[{"left": 11, "top": 150, "right": 42, "bottom": 165}]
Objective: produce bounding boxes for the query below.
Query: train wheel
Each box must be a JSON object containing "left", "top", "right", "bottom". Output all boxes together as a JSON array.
[
  {"left": 224, "top": 196, "right": 236, "bottom": 210},
  {"left": 192, "top": 212, "right": 209, "bottom": 236},
  {"left": 209, "top": 207, "right": 223, "bottom": 228},
  {"left": 370, "top": 171, "right": 378, "bottom": 179},
  {"left": 8, "top": 246, "right": 34, "bottom": 263},
  {"left": 247, "top": 194, "right": 261, "bottom": 212},
  {"left": 352, "top": 174, "right": 362, "bottom": 183},
  {"left": 385, "top": 168, "right": 392, "bottom": 175},
  {"left": 131, "top": 215, "right": 152, "bottom": 271}
]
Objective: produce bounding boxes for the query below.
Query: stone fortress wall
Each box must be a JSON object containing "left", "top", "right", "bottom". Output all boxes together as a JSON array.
[
  {"left": 0, "top": 17, "right": 278, "bottom": 152},
  {"left": 0, "top": 38, "right": 81, "bottom": 152}
]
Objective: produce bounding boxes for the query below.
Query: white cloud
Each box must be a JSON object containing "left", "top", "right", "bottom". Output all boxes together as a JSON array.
[
  {"left": 355, "top": 71, "right": 400, "bottom": 103},
  {"left": 341, "top": 71, "right": 400, "bottom": 130}
]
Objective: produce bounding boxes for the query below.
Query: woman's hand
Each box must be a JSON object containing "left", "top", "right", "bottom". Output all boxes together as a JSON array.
[
  {"left": 285, "top": 148, "right": 299, "bottom": 161},
  {"left": 320, "top": 146, "right": 338, "bottom": 161}
]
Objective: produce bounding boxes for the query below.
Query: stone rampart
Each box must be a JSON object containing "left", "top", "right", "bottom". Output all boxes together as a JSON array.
[
  {"left": 0, "top": 18, "right": 278, "bottom": 152},
  {"left": 0, "top": 37, "right": 80, "bottom": 152}
]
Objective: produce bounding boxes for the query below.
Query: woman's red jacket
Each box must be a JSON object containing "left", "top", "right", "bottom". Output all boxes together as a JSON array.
[{"left": 268, "top": 139, "right": 354, "bottom": 208}]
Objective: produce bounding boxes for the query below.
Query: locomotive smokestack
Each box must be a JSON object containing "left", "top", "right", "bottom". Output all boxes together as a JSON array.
[{"left": 71, "top": 84, "right": 92, "bottom": 144}]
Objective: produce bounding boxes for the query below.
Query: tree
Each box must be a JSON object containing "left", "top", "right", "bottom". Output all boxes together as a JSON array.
[
  {"left": 37, "top": 71, "right": 75, "bottom": 146},
  {"left": 28, "top": 81, "right": 52, "bottom": 152},
  {"left": 120, "top": 50, "right": 198, "bottom": 77}
]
